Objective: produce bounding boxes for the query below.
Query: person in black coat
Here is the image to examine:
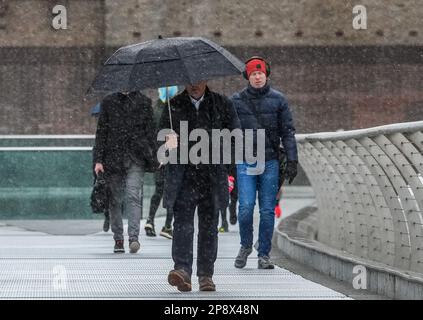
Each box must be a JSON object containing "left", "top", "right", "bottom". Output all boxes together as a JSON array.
[
  {"left": 145, "top": 97, "right": 176, "bottom": 239},
  {"left": 90, "top": 104, "right": 111, "bottom": 233},
  {"left": 158, "top": 82, "right": 240, "bottom": 292},
  {"left": 94, "top": 91, "right": 158, "bottom": 254}
]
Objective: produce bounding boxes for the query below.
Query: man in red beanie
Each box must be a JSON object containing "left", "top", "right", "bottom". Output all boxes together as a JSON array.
[{"left": 230, "top": 56, "right": 298, "bottom": 269}]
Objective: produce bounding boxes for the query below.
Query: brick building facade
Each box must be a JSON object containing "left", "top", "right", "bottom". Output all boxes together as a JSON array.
[{"left": 0, "top": 0, "right": 422, "bottom": 134}]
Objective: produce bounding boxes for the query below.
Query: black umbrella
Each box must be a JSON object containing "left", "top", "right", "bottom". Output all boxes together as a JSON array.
[
  {"left": 88, "top": 36, "right": 244, "bottom": 94},
  {"left": 88, "top": 36, "right": 245, "bottom": 130}
]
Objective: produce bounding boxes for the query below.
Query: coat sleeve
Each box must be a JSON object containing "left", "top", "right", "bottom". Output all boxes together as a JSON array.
[
  {"left": 141, "top": 96, "right": 157, "bottom": 147},
  {"left": 93, "top": 99, "right": 109, "bottom": 164},
  {"left": 138, "top": 95, "right": 161, "bottom": 170},
  {"left": 144, "top": 96, "right": 161, "bottom": 158},
  {"left": 222, "top": 96, "right": 241, "bottom": 130},
  {"left": 278, "top": 97, "right": 298, "bottom": 162}
]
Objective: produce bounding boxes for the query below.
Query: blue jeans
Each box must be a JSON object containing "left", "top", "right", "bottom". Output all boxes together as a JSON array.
[{"left": 237, "top": 160, "right": 279, "bottom": 257}]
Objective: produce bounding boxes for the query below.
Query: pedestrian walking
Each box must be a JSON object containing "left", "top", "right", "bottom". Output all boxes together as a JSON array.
[
  {"left": 231, "top": 56, "right": 298, "bottom": 269},
  {"left": 90, "top": 103, "right": 111, "bottom": 232},
  {"left": 145, "top": 86, "right": 179, "bottom": 239},
  {"left": 94, "top": 91, "right": 158, "bottom": 253},
  {"left": 228, "top": 165, "right": 238, "bottom": 225},
  {"left": 159, "top": 81, "right": 240, "bottom": 292},
  {"left": 218, "top": 172, "right": 237, "bottom": 232}
]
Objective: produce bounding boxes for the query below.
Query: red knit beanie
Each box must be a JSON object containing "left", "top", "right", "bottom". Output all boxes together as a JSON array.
[{"left": 245, "top": 58, "right": 268, "bottom": 78}]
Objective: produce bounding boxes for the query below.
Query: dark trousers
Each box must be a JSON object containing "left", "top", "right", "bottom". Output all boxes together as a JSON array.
[
  {"left": 148, "top": 166, "right": 173, "bottom": 227},
  {"left": 172, "top": 166, "right": 219, "bottom": 277}
]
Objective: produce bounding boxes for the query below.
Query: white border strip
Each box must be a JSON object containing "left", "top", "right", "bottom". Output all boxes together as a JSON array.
[
  {"left": 0, "top": 147, "right": 93, "bottom": 151},
  {"left": 0, "top": 135, "right": 95, "bottom": 139}
]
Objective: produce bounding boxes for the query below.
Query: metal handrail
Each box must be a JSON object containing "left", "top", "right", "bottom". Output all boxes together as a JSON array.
[{"left": 297, "top": 120, "right": 423, "bottom": 273}]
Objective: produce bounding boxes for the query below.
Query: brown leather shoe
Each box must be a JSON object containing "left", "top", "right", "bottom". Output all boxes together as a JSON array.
[
  {"left": 198, "top": 276, "right": 216, "bottom": 291},
  {"left": 168, "top": 269, "right": 192, "bottom": 292}
]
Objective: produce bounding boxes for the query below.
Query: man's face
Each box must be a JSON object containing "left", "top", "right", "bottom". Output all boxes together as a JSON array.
[
  {"left": 249, "top": 71, "right": 267, "bottom": 89},
  {"left": 186, "top": 81, "right": 207, "bottom": 99}
]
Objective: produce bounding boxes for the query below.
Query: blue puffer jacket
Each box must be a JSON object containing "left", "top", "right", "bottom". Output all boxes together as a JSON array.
[{"left": 231, "top": 83, "right": 298, "bottom": 162}]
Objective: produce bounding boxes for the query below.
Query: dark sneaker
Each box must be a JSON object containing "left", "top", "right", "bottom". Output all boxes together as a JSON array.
[
  {"left": 199, "top": 276, "right": 216, "bottom": 291},
  {"left": 160, "top": 226, "right": 173, "bottom": 239},
  {"left": 219, "top": 220, "right": 228, "bottom": 233},
  {"left": 229, "top": 202, "right": 237, "bottom": 225},
  {"left": 103, "top": 214, "right": 110, "bottom": 232},
  {"left": 145, "top": 223, "right": 156, "bottom": 237},
  {"left": 258, "top": 256, "right": 275, "bottom": 269},
  {"left": 114, "top": 240, "right": 125, "bottom": 253},
  {"left": 129, "top": 240, "right": 140, "bottom": 254},
  {"left": 234, "top": 246, "right": 252, "bottom": 268},
  {"left": 168, "top": 269, "right": 192, "bottom": 292}
]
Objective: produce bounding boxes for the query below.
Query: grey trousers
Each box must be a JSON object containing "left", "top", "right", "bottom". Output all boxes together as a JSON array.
[{"left": 108, "top": 159, "right": 144, "bottom": 241}]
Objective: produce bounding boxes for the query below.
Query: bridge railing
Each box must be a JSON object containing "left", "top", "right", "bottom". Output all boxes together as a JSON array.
[
  {"left": 296, "top": 121, "right": 423, "bottom": 273},
  {"left": 0, "top": 135, "right": 158, "bottom": 219}
]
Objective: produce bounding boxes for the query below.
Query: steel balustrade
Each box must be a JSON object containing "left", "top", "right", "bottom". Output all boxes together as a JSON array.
[{"left": 296, "top": 121, "right": 423, "bottom": 273}]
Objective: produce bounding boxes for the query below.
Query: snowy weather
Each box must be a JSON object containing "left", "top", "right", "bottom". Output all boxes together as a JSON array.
[{"left": 0, "top": 0, "right": 422, "bottom": 310}]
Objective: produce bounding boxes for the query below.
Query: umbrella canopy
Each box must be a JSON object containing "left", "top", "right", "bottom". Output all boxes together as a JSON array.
[{"left": 88, "top": 37, "right": 244, "bottom": 94}]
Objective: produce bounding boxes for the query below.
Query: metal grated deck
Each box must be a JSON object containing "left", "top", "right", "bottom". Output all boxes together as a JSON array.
[{"left": 0, "top": 215, "right": 349, "bottom": 300}]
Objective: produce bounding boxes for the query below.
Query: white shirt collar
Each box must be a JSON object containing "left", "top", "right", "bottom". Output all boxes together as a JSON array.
[{"left": 189, "top": 94, "right": 205, "bottom": 111}]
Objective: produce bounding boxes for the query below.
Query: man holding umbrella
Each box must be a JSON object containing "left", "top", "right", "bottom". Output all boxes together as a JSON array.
[
  {"left": 159, "top": 81, "right": 240, "bottom": 292},
  {"left": 88, "top": 36, "right": 245, "bottom": 285}
]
